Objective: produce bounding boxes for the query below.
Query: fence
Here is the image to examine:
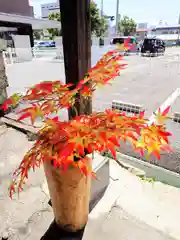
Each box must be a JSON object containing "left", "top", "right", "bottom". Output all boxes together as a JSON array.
[
  {"left": 3, "top": 47, "right": 34, "bottom": 65},
  {"left": 3, "top": 48, "right": 19, "bottom": 65}
]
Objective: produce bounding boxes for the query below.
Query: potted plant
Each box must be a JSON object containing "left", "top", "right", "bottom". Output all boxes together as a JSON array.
[{"left": 1, "top": 48, "right": 172, "bottom": 233}]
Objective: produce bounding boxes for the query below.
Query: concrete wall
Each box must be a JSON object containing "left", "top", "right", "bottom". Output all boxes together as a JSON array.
[
  {"left": 12, "top": 35, "right": 33, "bottom": 62},
  {"left": 0, "top": 0, "right": 33, "bottom": 17}
]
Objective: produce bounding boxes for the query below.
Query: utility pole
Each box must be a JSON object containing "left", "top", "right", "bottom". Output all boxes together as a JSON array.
[
  {"left": 177, "top": 27, "right": 180, "bottom": 46},
  {"left": 177, "top": 14, "right": 180, "bottom": 46},
  {"left": 99, "top": 0, "right": 104, "bottom": 46},
  {"left": 115, "top": 0, "right": 120, "bottom": 34},
  {"left": 0, "top": 43, "right": 8, "bottom": 116},
  {"left": 59, "top": 0, "right": 92, "bottom": 118},
  {"left": 101, "top": 0, "right": 104, "bottom": 17},
  {"left": 178, "top": 13, "right": 180, "bottom": 24},
  {"left": 101, "top": 0, "right": 103, "bottom": 17}
]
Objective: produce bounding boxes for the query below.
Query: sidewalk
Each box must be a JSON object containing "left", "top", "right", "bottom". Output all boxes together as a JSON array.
[
  {"left": 0, "top": 123, "right": 180, "bottom": 239},
  {"left": 84, "top": 160, "right": 180, "bottom": 240},
  {"left": 6, "top": 60, "right": 65, "bottom": 96}
]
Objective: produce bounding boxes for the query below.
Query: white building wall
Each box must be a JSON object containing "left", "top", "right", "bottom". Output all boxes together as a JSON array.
[
  {"left": 41, "top": 1, "right": 60, "bottom": 19},
  {"left": 155, "top": 29, "right": 179, "bottom": 35}
]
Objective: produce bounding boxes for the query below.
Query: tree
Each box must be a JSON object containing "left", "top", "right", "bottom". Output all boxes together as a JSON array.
[
  {"left": 94, "top": 16, "right": 109, "bottom": 37},
  {"left": 33, "top": 30, "right": 43, "bottom": 40},
  {"left": 118, "top": 16, "right": 136, "bottom": 36},
  {"left": 47, "top": 12, "right": 62, "bottom": 39},
  {"left": 48, "top": 2, "right": 108, "bottom": 38},
  {"left": 90, "top": 1, "right": 108, "bottom": 37}
]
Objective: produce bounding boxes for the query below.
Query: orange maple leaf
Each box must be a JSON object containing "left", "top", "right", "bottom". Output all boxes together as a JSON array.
[{"left": 154, "top": 106, "right": 170, "bottom": 125}]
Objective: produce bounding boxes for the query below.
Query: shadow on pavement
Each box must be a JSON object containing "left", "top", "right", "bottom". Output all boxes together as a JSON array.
[
  {"left": 40, "top": 220, "right": 85, "bottom": 240},
  {"left": 41, "top": 186, "right": 108, "bottom": 240}
]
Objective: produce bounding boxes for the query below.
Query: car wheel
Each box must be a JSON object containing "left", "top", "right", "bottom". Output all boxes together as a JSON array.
[{"left": 154, "top": 50, "right": 158, "bottom": 57}]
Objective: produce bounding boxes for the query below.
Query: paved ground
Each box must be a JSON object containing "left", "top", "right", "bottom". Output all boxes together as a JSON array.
[
  {"left": 85, "top": 160, "right": 180, "bottom": 240},
  {"left": 93, "top": 48, "right": 180, "bottom": 116},
  {"left": 6, "top": 47, "right": 180, "bottom": 116}
]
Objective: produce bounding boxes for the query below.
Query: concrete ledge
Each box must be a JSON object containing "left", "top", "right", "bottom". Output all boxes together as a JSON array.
[
  {"left": 116, "top": 160, "right": 145, "bottom": 177},
  {"left": 117, "top": 152, "right": 180, "bottom": 188},
  {"left": 101, "top": 152, "right": 145, "bottom": 178},
  {"left": 85, "top": 160, "right": 180, "bottom": 240},
  {"left": 0, "top": 116, "right": 38, "bottom": 134}
]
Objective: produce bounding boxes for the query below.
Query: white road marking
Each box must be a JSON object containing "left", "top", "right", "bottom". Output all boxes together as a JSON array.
[{"left": 149, "top": 88, "right": 180, "bottom": 124}]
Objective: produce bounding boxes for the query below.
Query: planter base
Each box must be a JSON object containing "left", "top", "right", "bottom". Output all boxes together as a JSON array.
[
  {"left": 43, "top": 156, "right": 109, "bottom": 239},
  {"left": 43, "top": 186, "right": 108, "bottom": 240},
  {"left": 48, "top": 185, "right": 108, "bottom": 212},
  {"left": 48, "top": 156, "right": 109, "bottom": 211}
]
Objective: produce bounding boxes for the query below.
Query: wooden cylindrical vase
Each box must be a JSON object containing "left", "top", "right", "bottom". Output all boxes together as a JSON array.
[{"left": 43, "top": 157, "right": 92, "bottom": 232}]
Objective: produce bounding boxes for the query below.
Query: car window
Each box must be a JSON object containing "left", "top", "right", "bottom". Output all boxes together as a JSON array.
[
  {"left": 112, "top": 38, "right": 125, "bottom": 44},
  {"left": 143, "top": 39, "right": 154, "bottom": 46}
]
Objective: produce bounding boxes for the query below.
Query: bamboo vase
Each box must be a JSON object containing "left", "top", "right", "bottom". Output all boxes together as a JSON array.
[{"left": 43, "top": 157, "right": 92, "bottom": 232}]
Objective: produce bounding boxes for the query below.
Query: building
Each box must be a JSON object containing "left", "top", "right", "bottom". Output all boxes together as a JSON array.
[
  {"left": 136, "top": 28, "right": 152, "bottom": 41},
  {"left": 0, "top": 1, "right": 61, "bottom": 48},
  {"left": 0, "top": 0, "right": 34, "bottom": 47},
  {"left": 152, "top": 25, "right": 180, "bottom": 35},
  {"left": 41, "top": 1, "right": 60, "bottom": 19},
  {"left": 135, "top": 25, "right": 180, "bottom": 46},
  {"left": 136, "top": 23, "right": 148, "bottom": 29},
  {"left": 151, "top": 25, "right": 180, "bottom": 45},
  {"left": 0, "top": 0, "right": 34, "bottom": 17}
]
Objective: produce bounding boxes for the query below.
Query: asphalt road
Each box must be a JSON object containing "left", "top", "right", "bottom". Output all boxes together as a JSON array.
[{"left": 5, "top": 46, "right": 180, "bottom": 173}]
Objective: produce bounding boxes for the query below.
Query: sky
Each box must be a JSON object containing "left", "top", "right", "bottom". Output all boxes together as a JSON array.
[{"left": 29, "top": 0, "right": 180, "bottom": 26}]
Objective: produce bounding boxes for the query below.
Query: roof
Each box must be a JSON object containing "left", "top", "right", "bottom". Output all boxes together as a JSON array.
[
  {"left": 111, "top": 36, "right": 136, "bottom": 40},
  {"left": 155, "top": 25, "right": 180, "bottom": 30},
  {"left": 0, "top": 12, "right": 61, "bottom": 29},
  {"left": 136, "top": 28, "right": 152, "bottom": 32}
]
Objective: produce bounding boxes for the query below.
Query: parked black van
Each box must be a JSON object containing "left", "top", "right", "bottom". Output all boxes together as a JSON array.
[{"left": 141, "top": 37, "right": 165, "bottom": 56}]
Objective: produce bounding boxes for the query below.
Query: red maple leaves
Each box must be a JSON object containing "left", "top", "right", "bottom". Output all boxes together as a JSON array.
[{"left": 5, "top": 49, "right": 172, "bottom": 199}]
